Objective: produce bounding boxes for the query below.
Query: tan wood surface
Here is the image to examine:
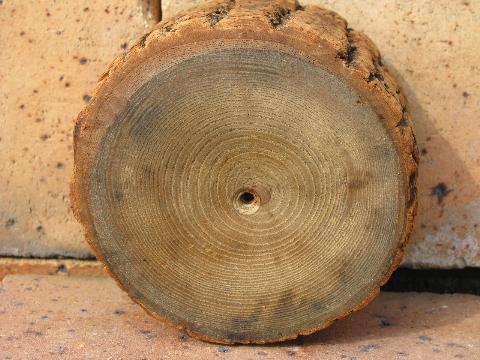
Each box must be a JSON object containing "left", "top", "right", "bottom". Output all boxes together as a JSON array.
[{"left": 71, "top": 0, "right": 417, "bottom": 343}]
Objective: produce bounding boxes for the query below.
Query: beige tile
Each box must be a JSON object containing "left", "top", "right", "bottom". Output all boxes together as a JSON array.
[{"left": 0, "top": 0, "right": 154, "bottom": 257}]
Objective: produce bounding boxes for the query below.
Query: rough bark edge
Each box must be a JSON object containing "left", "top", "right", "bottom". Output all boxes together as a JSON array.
[{"left": 70, "top": 0, "right": 418, "bottom": 344}]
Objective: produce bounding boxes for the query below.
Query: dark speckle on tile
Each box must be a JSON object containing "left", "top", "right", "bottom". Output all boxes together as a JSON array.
[
  {"left": 49, "top": 345, "right": 67, "bottom": 356},
  {"left": 379, "top": 317, "right": 392, "bottom": 327},
  {"left": 359, "top": 344, "right": 379, "bottom": 352},
  {"left": 178, "top": 333, "right": 189, "bottom": 341},
  {"left": 5, "top": 218, "right": 16, "bottom": 228},
  {"left": 24, "top": 329, "right": 43, "bottom": 336},
  {"left": 139, "top": 329, "right": 156, "bottom": 340},
  {"left": 431, "top": 183, "right": 452, "bottom": 204},
  {"left": 418, "top": 335, "right": 432, "bottom": 342}
]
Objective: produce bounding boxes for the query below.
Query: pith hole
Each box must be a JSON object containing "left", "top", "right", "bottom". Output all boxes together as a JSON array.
[{"left": 239, "top": 191, "right": 255, "bottom": 204}]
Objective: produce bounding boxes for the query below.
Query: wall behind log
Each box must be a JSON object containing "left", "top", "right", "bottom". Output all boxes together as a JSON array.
[
  {"left": 1, "top": 0, "right": 479, "bottom": 268},
  {"left": 0, "top": 0, "right": 156, "bottom": 258}
]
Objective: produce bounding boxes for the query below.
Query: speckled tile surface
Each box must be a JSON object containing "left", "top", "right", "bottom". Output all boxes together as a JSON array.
[
  {"left": 0, "top": 259, "right": 105, "bottom": 280},
  {"left": 0, "top": 0, "right": 154, "bottom": 258},
  {"left": 0, "top": 275, "right": 479, "bottom": 359}
]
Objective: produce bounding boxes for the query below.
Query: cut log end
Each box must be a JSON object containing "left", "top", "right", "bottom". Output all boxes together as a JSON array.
[{"left": 71, "top": 0, "right": 417, "bottom": 344}]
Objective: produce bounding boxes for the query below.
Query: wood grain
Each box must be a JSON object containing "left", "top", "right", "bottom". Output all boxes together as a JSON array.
[{"left": 71, "top": 0, "right": 418, "bottom": 344}]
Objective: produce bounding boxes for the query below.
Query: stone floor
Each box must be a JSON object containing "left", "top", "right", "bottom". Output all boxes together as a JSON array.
[{"left": 1, "top": 275, "right": 479, "bottom": 359}]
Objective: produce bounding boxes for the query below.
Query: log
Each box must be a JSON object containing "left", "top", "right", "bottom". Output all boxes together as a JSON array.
[{"left": 71, "top": 0, "right": 418, "bottom": 344}]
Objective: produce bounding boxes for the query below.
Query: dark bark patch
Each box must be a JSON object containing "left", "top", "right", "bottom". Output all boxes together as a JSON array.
[
  {"left": 268, "top": 7, "right": 292, "bottom": 28},
  {"left": 207, "top": 0, "right": 235, "bottom": 26}
]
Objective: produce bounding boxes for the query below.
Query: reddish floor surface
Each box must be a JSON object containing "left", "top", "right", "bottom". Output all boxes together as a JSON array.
[{"left": 1, "top": 275, "right": 479, "bottom": 359}]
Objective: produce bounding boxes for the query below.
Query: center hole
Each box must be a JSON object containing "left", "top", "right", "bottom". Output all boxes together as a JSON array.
[{"left": 239, "top": 191, "right": 255, "bottom": 204}]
